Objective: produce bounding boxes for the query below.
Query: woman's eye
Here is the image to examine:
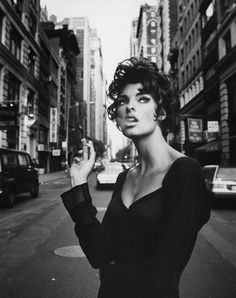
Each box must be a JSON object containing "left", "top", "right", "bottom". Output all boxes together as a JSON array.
[
  {"left": 117, "top": 99, "right": 126, "bottom": 106},
  {"left": 139, "top": 96, "right": 150, "bottom": 103}
]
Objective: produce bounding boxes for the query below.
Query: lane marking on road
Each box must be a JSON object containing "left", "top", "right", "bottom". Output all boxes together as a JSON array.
[
  {"left": 201, "top": 224, "right": 236, "bottom": 268},
  {"left": 96, "top": 207, "right": 107, "bottom": 212},
  {"left": 54, "top": 245, "right": 85, "bottom": 257}
]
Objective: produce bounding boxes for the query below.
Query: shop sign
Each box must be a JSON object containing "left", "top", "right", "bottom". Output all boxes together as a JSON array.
[
  {"left": 187, "top": 118, "right": 203, "bottom": 143},
  {"left": 38, "top": 144, "right": 44, "bottom": 151},
  {"left": 49, "top": 107, "right": 58, "bottom": 143},
  {"left": 62, "top": 141, "right": 67, "bottom": 149},
  {"left": 52, "top": 149, "right": 61, "bottom": 156},
  {"left": 207, "top": 121, "right": 219, "bottom": 133}
]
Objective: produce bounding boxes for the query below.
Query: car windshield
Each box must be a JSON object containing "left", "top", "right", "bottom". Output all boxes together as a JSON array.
[{"left": 216, "top": 167, "right": 236, "bottom": 180}]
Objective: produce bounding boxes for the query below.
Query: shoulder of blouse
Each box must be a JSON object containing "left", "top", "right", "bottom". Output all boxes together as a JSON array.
[{"left": 162, "top": 156, "right": 202, "bottom": 187}]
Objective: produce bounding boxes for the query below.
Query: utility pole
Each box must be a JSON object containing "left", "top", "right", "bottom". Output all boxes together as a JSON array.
[{"left": 65, "top": 101, "right": 79, "bottom": 168}]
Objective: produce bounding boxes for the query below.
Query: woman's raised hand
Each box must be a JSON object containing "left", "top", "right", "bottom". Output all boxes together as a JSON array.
[{"left": 69, "top": 138, "right": 96, "bottom": 187}]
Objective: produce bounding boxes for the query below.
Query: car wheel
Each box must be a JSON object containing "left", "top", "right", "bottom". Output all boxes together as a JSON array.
[
  {"left": 5, "top": 191, "right": 15, "bottom": 208},
  {"left": 30, "top": 182, "right": 39, "bottom": 198}
]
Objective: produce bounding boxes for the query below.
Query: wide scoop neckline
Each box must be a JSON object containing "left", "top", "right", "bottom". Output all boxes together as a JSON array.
[{"left": 119, "top": 156, "right": 188, "bottom": 210}]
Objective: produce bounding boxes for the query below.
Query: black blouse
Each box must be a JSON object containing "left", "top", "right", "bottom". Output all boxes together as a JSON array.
[{"left": 61, "top": 156, "right": 210, "bottom": 298}]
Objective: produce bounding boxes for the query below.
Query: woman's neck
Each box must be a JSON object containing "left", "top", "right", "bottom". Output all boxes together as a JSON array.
[{"left": 132, "top": 131, "right": 173, "bottom": 175}]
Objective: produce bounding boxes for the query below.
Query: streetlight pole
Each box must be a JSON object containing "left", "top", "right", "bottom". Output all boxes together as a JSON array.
[{"left": 65, "top": 101, "right": 79, "bottom": 168}]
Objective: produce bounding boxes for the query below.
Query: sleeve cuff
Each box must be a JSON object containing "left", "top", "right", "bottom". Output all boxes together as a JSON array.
[{"left": 61, "top": 183, "right": 92, "bottom": 213}]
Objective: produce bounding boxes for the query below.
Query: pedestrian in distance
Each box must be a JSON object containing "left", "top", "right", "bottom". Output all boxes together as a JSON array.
[{"left": 61, "top": 57, "right": 210, "bottom": 298}]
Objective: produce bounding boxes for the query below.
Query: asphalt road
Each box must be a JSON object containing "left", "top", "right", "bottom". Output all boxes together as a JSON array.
[{"left": 0, "top": 173, "right": 236, "bottom": 298}]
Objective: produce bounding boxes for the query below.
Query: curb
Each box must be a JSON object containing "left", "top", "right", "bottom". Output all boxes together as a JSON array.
[{"left": 39, "top": 174, "right": 68, "bottom": 185}]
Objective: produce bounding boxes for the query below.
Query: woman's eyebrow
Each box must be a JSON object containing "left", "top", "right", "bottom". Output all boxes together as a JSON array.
[
  {"left": 117, "top": 94, "right": 128, "bottom": 99},
  {"left": 136, "top": 91, "right": 150, "bottom": 96}
]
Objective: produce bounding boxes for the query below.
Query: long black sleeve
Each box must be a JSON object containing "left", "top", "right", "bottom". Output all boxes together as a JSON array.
[{"left": 61, "top": 177, "right": 123, "bottom": 269}]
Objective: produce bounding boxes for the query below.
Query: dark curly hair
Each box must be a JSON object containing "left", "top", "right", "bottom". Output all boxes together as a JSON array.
[{"left": 107, "top": 57, "right": 179, "bottom": 137}]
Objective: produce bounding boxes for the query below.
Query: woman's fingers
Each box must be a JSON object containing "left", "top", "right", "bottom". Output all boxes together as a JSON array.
[
  {"left": 82, "top": 138, "right": 88, "bottom": 160},
  {"left": 88, "top": 140, "right": 96, "bottom": 161}
]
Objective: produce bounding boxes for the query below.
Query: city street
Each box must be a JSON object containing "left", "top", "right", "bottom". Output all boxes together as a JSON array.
[{"left": 0, "top": 173, "right": 236, "bottom": 298}]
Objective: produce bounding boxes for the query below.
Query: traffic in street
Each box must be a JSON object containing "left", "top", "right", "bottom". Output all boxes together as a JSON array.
[{"left": 0, "top": 171, "right": 236, "bottom": 298}]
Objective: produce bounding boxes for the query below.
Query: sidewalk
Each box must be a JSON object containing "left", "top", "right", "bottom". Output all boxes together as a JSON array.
[{"left": 38, "top": 170, "right": 68, "bottom": 184}]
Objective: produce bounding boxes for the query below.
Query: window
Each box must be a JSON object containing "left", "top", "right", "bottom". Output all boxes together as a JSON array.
[
  {"left": 223, "top": 30, "right": 231, "bottom": 54},
  {"left": 196, "top": 21, "right": 199, "bottom": 39},
  {"left": 28, "top": 47, "right": 36, "bottom": 74},
  {"left": 193, "top": 55, "right": 196, "bottom": 72},
  {"left": 181, "top": 70, "right": 185, "bottom": 85},
  {"left": 151, "top": 47, "right": 157, "bottom": 54},
  {"left": 81, "top": 70, "right": 83, "bottom": 79},
  {"left": 0, "top": 11, "right": 3, "bottom": 43},
  {"left": 18, "top": 154, "right": 28, "bottom": 167},
  {"left": 28, "top": 9, "right": 36, "bottom": 37},
  {"left": 27, "top": 89, "right": 35, "bottom": 117},
  {"left": 151, "top": 56, "right": 157, "bottom": 63},
  {"left": 190, "top": 60, "right": 192, "bottom": 77},
  {"left": 202, "top": 2, "right": 214, "bottom": 28},
  {"left": 206, "top": 2, "right": 214, "bottom": 19},
  {"left": 151, "top": 21, "right": 156, "bottom": 27},
  {"left": 11, "top": 0, "right": 23, "bottom": 19},
  {"left": 186, "top": 64, "right": 189, "bottom": 81},
  {"left": 2, "top": 152, "right": 18, "bottom": 166},
  {"left": 181, "top": 48, "right": 184, "bottom": 64},
  {"left": 151, "top": 12, "right": 156, "bottom": 18},
  {"left": 10, "top": 27, "right": 22, "bottom": 60},
  {"left": 151, "top": 38, "right": 156, "bottom": 45},
  {"left": 5, "top": 72, "right": 20, "bottom": 103}
]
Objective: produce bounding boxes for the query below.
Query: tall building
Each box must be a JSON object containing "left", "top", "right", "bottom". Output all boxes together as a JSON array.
[
  {"left": 157, "top": 0, "right": 178, "bottom": 73},
  {"left": 130, "top": 18, "right": 139, "bottom": 57},
  {"left": 58, "top": 17, "right": 91, "bottom": 137},
  {"left": 173, "top": 0, "right": 205, "bottom": 160},
  {"left": 136, "top": 4, "right": 162, "bottom": 67},
  {"left": 90, "top": 28, "right": 106, "bottom": 143}
]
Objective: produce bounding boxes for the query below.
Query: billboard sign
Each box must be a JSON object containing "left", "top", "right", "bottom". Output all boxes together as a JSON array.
[
  {"left": 49, "top": 107, "right": 57, "bottom": 143},
  {"left": 187, "top": 118, "right": 203, "bottom": 143}
]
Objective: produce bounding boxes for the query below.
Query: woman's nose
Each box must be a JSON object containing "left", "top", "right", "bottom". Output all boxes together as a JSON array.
[{"left": 126, "top": 101, "right": 135, "bottom": 112}]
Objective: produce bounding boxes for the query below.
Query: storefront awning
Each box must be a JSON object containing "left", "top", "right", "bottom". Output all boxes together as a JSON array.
[{"left": 195, "top": 140, "right": 221, "bottom": 152}]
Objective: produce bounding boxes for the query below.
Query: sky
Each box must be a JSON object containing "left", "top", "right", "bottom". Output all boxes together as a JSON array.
[
  {"left": 41, "top": 0, "right": 157, "bottom": 83},
  {"left": 40, "top": 0, "right": 158, "bottom": 156}
]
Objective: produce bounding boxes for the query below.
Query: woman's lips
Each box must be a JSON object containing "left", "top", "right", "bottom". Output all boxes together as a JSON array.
[
  {"left": 125, "top": 116, "right": 138, "bottom": 122},
  {"left": 125, "top": 117, "right": 138, "bottom": 127}
]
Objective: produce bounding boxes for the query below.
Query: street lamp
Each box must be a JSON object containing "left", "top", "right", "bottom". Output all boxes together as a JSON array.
[{"left": 65, "top": 101, "right": 79, "bottom": 168}]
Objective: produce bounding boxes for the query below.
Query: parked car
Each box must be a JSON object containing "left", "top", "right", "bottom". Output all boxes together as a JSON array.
[
  {"left": 0, "top": 148, "right": 39, "bottom": 207},
  {"left": 96, "top": 162, "right": 125, "bottom": 189},
  {"left": 202, "top": 165, "right": 236, "bottom": 203}
]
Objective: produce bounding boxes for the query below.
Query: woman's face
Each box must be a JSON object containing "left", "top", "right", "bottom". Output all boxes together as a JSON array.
[{"left": 115, "top": 83, "right": 158, "bottom": 138}]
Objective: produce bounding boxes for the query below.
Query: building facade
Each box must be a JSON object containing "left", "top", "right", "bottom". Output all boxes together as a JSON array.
[
  {"left": 0, "top": 1, "right": 80, "bottom": 172},
  {"left": 90, "top": 28, "right": 106, "bottom": 143},
  {"left": 0, "top": 0, "right": 40, "bottom": 156},
  {"left": 58, "top": 17, "right": 91, "bottom": 138}
]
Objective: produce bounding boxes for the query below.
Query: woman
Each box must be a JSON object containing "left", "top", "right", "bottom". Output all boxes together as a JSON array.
[{"left": 61, "top": 57, "right": 210, "bottom": 298}]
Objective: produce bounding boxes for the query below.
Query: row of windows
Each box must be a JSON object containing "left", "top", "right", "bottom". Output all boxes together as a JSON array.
[
  {"left": 179, "top": 0, "right": 199, "bottom": 33},
  {"left": 0, "top": 11, "right": 37, "bottom": 76},
  {"left": 2, "top": 69, "right": 36, "bottom": 117},
  {"left": 181, "top": 50, "right": 201, "bottom": 85},
  {"left": 180, "top": 21, "right": 200, "bottom": 62}
]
